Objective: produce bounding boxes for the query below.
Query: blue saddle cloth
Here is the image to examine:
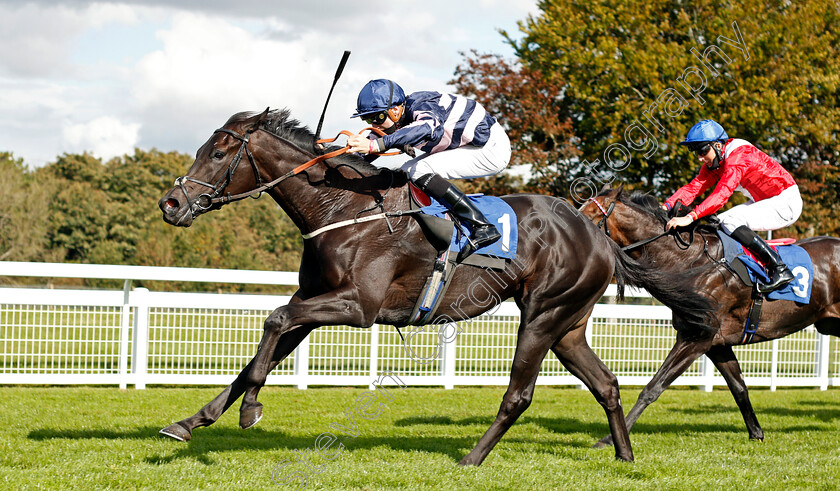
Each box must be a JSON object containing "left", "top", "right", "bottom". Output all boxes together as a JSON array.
[
  {"left": 717, "top": 231, "right": 813, "bottom": 304},
  {"left": 420, "top": 195, "right": 518, "bottom": 258}
]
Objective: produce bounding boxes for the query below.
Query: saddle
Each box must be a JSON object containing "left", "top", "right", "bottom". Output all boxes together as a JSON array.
[
  {"left": 405, "top": 183, "right": 516, "bottom": 325},
  {"left": 716, "top": 230, "right": 813, "bottom": 344},
  {"left": 717, "top": 230, "right": 812, "bottom": 304},
  {"left": 408, "top": 183, "right": 451, "bottom": 251},
  {"left": 407, "top": 183, "right": 514, "bottom": 269}
]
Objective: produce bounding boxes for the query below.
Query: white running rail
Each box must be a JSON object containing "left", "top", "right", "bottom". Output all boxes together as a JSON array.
[{"left": 1, "top": 262, "right": 837, "bottom": 390}]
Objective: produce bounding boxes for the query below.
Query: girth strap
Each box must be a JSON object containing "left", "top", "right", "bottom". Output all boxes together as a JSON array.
[{"left": 740, "top": 289, "right": 764, "bottom": 344}]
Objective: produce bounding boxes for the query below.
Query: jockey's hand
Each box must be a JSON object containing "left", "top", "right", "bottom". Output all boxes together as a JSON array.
[
  {"left": 666, "top": 215, "right": 693, "bottom": 231},
  {"left": 346, "top": 134, "right": 371, "bottom": 155}
]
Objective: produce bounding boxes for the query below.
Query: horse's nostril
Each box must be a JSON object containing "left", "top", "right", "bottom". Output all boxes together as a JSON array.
[{"left": 164, "top": 198, "right": 180, "bottom": 212}]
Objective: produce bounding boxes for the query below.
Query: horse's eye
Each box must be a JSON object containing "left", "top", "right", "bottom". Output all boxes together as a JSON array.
[{"left": 213, "top": 151, "right": 225, "bottom": 159}]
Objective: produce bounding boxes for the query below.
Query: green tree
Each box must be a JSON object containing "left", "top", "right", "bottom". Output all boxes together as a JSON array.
[
  {"left": 0, "top": 152, "right": 57, "bottom": 263},
  {"left": 46, "top": 152, "right": 102, "bottom": 182},
  {"left": 456, "top": 0, "right": 839, "bottom": 214},
  {"left": 46, "top": 180, "right": 111, "bottom": 261}
]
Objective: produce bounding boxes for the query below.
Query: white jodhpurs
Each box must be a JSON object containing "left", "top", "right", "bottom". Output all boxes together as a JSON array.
[
  {"left": 719, "top": 185, "right": 803, "bottom": 234},
  {"left": 400, "top": 122, "right": 511, "bottom": 180}
]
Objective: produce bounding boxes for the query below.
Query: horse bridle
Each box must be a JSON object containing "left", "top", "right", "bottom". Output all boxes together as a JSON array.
[
  {"left": 175, "top": 128, "right": 263, "bottom": 218},
  {"left": 588, "top": 196, "right": 673, "bottom": 252},
  {"left": 588, "top": 197, "right": 616, "bottom": 237}
]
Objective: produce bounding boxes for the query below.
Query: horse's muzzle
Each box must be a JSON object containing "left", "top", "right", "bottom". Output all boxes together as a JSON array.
[{"left": 159, "top": 192, "right": 194, "bottom": 227}]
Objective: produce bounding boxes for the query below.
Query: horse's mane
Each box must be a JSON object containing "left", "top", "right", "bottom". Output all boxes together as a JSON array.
[
  {"left": 616, "top": 190, "right": 719, "bottom": 234},
  {"left": 604, "top": 189, "right": 721, "bottom": 335},
  {"left": 620, "top": 191, "right": 670, "bottom": 224},
  {"left": 225, "top": 108, "right": 385, "bottom": 176}
]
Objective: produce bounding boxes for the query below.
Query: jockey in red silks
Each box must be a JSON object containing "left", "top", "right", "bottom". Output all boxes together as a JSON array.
[
  {"left": 346, "top": 79, "right": 511, "bottom": 261},
  {"left": 663, "top": 119, "right": 803, "bottom": 293}
]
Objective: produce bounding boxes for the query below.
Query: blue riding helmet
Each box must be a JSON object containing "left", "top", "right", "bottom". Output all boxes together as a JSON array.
[
  {"left": 351, "top": 79, "right": 406, "bottom": 118},
  {"left": 680, "top": 119, "right": 729, "bottom": 146}
]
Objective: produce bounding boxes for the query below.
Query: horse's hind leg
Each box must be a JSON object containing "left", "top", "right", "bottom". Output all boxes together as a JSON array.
[
  {"left": 593, "top": 334, "right": 711, "bottom": 448},
  {"left": 160, "top": 361, "right": 253, "bottom": 441},
  {"left": 706, "top": 345, "right": 764, "bottom": 441},
  {"left": 458, "top": 324, "right": 556, "bottom": 466},
  {"left": 159, "top": 324, "right": 314, "bottom": 441},
  {"left": 551, "top": 319, "right": 633, "bottom": 462}
]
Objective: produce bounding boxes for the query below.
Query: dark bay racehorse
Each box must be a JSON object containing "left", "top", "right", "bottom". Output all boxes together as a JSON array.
[
  {"left": 581, "top": 188, "right": 840, "bottom": 446},
  {"left": 157, "top": 108, "right": 711, "bottom": 465}
]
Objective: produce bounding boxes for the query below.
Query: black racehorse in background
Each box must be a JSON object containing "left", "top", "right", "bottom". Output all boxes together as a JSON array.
[
  {"left": 581, "top": 188, "right": 840, "bottom": 447},
  {"left": 157, "top": 108, "right": 712, "bottom": 465}
]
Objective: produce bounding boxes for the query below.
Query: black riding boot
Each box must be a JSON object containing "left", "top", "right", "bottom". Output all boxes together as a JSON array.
[
  {"left": 730, "top": 225, "right": 794, "bottom": 293},
  {"left": 415, "top": 173, "right": 501, "bottom": 262}
]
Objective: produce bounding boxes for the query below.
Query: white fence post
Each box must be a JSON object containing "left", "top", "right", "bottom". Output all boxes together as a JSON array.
[
  {"left": 701, "top": 354, "right": 714, "bottom": 392},
  {"left": 118, "top": 280, "right": 132, "bottom": 390},
  {"left": 295, "top": 334, "right": 310, "bottom": 390},
  {"left": 131, "top": 287, "right": 150, "bottom": 390},
  {"left": 818, "top": 333, "right": 830, "bottom": 391},
  {"left": 770, "top": 338, "right": 780, "bottom": 392},
  {"left": 443, "top": 324, "right": 457, "bottom": 390},
  {"left": 368, "top": 324, "right": 379, "bottom": 389}
]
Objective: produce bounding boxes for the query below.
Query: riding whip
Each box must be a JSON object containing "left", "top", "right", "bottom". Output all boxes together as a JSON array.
[{"left": 313, "top": 50, "right": 351, "bottom": 148}]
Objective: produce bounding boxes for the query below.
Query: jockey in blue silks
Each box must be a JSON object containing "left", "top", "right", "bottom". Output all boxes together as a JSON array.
[{"left": 346, "top": 79, "right": 511, "bottom": 261}]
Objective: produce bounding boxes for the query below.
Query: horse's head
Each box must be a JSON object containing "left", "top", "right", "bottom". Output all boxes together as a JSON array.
[
  {"left": 159, "top": 109, "right": 270, "bottom": 227},
  {"left": 579, "top": 185, "right": 669, "bottom": 246},
  {"left": 579, "top": 185, "right": 624, "bottom": 238}
]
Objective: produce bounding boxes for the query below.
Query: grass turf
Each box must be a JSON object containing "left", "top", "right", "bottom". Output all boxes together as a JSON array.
[{"left": 0, "top": 385, "right": 839, "bottom": 489}]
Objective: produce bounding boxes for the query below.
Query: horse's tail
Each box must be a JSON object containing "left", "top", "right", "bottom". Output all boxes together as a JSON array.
[{"left": 609, "top": 240, "right": 718, "bottom": 335}]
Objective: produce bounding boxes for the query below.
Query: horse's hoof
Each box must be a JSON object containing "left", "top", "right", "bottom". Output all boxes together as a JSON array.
[
  {"left": 160, "top": 423, "right": 192, "bottom": 442},
  {"left": 240, "top": 404, "right": 263, "bottom": 429},
  {"left": 592, "top": 436, "right": 614, "bottom": 448},
  {"left": 458, "top": 455, "right": 480, "bottom": 467}
]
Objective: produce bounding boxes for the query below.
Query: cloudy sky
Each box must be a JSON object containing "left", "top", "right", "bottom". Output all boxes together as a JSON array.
[{"left": 0, "top": 0, "right": 538, "bottom": 168}]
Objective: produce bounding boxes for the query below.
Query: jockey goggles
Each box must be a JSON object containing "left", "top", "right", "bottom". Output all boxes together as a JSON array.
[
  {"left": 692, "top": 143, "right": 712, "bottom": 156},
  {"left": 362, "top": 110, "right": 389, "bottom": 126}
]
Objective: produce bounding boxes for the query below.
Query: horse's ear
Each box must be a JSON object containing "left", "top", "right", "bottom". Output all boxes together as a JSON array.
[
  {"left": 599, "top": 183, "right": 611, "bottom": 194},
  {"left": 246, "top": 107, "right": 270, "bottom": 133},
  {"left": 615, "top": 182, "right": 625, "bottom": 198}
]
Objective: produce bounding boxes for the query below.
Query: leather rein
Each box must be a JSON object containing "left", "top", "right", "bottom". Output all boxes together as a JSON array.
[{"left": 175, "top": 126, "right": 396, "bottom": 219}]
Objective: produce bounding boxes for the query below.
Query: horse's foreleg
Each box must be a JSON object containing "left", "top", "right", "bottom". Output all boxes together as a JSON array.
[
  {"left": 459, "top": 326, "right": 554, "bottom": 466},
  {"left": 158, "top": 291, "right": 312, "bottom": 442},
  {"left": 237, "top": 289, "right": 377, "bottom": 429},
  {"left": 552, "top": 321, "right": 634, "bottom": 462},
  {"left": 160, "top": 324, "right": 317, "bottom": 441},
  {"left": 593, "top": 334, "right": 712, "bottom": 448},
  {"left": 706, "top": 344, "right": 764, "bottom": 441},
  {"left": 239, "top": 324, "right": 315, "bottom": 429}
]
